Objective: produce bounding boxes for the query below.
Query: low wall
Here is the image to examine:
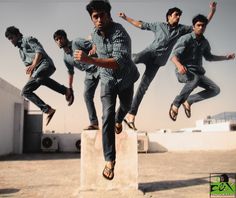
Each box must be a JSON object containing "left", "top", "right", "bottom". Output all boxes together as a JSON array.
[{"left": 148, "top": 131, "right": 236, "bottom": 152}]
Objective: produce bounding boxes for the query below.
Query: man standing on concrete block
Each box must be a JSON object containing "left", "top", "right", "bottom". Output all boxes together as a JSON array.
[
  {"left": 53, "top": 30, "right": 100, "bottom": 130},
  {"left": 5, "top": 26, "right": 74, "bottom": 126},
  {"left": 169, "top": 14, "right": 235, "bottom": 121},
  {"left": 118, "top": 2, "right": 217, "bottom": 130},
  {"left": 74, "top": 0, "right": 139, "bottom": 180}
]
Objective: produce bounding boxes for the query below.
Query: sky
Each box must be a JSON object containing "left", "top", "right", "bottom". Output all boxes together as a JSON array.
[{"left": 0, "top": 0, "right": 235, "bottom": 133}]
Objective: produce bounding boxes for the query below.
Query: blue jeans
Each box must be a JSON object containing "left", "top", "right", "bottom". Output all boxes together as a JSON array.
[
  {"left": 173, "top": 72, "right": 220, "bottom": 108},
  {"left": 22, "top": 61, "right": 67, "bottom": 113},
  {"left": 129, "top": 51, "right": 160, "bottom": 115},
  {"left": 100, "top": 82, "right": 134, "bottom": 161},
  {"left": 84, "top": 75, "right": 99, "bottom": 125}
]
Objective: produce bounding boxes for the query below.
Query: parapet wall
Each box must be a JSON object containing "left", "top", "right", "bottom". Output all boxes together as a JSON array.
[{"left": 148, "top": 131, "right": 236, "bottom": 152}]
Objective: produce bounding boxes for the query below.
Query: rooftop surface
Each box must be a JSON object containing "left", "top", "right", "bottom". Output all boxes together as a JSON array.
[{"left": 0, "top": 150, "right": 236, "bottom": 198}]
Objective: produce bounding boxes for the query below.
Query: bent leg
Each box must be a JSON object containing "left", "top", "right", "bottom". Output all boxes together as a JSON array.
[
  {"left": 187, "top": 75, "right": 220, "bottom": 105},
  {"left": 132, "top": 49, "right": 153, "bottom": 65},
  {"left": 129, "top": 65, "right": 160, "bottom": 115},
  {"left": 116, "top": 84, "right": 134, "bottom": 123},
  {"left": 173, "top": 74, "right": 200, "bottom": 108},
  {"left": 22, "top": 78, "right": 50, "bottom": 113},
  {"left": 34, "top": 63, "right": 67, "bottom": 95}
]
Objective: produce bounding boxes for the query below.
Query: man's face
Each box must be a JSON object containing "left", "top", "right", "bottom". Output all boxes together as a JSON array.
[
  {"left": 193, "top": 21, "right": 206, "bottom": 36},
  {"left": 54, "top": 35, "right": 67, "bottom": 48},
  {"left": 91, "top": 11, "right": 111, "bottom": 31},
  {"left": 168, "top": 11, "right": 181, "bottom": 26},
  {"left": 7, "top": 33, "right": 20, "bottom": 47}
]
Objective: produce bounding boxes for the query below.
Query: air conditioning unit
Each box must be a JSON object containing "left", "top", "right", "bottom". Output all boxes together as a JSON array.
[
  {"left": 54, "top": 133, "right": 81, "bottom": 152},
  {"left": 75, "top": 139, "right": 81, "bottom": 153},
  {"left": 137, "top": 132, "right": 149, "bottom": 153},
  {"left": 41, "top": 134, "right": 58, "bottom": 152}
]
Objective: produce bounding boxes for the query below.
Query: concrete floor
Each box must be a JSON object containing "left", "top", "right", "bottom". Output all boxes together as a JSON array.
[{"left": 0, "top": 150, "right": 236, "bottom": 198}]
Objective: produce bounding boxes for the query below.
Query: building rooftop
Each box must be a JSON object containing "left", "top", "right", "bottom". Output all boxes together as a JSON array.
[{"left": 0, "top": 151, "right": 236, "bottom": 198}]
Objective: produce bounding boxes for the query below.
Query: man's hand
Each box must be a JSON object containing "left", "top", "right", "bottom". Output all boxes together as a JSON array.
[
  {"left": 210, "top": 1, "right": 217, "bottom": 12},
  {"left": 88, "top": 44, "right": 96, "bottom": 56},
  {"left": 26, "top": 65, "right": 35, "bottom": 77},
  {"left": 177, "top": 65, "right": 187, "bottom": 74},
  {"left": 226, "top": 53, "right": 235, "bottom": 60},
  {"left": 118, "top": 12, "right": 127, "bottom": 20},
  {"left": 74, "top": 50, "right": 91, "bottom": 63}
]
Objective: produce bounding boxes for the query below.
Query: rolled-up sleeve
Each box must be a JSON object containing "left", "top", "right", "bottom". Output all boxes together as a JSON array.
[
  {"left": 141, "top": 21, "right": 160, "bottom": 32},
  {"left": 27, "top": 37, "right": 44, "bottom": 54},
  {"left": 172, "top": 36, "right": 187, "bottom": 59},
  {"left": 112, "top": 30, "right": 130, "bottom": 70},
  {"left": 203, "top": 41, "right": 215, "bottom": 61},
  {"left": 74, "top": 38, "right": 93, "bottom": 51}
]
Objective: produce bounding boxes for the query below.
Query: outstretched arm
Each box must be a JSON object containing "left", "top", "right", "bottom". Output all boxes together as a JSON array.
[
  {"left": 207, "top": 1, "right": 217, "bottom": 23},
  {"left": 118, "top": 12, "right": 142, "bottom": 29},
  {"left": 205, "top": 53, "right": 235, "bottom": 61}
]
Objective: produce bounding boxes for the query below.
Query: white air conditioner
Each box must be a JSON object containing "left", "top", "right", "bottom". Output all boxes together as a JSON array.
[
  {"left": 41, "top": 134, "right": 58, "bottom": 152},
  {"left": 137, "top": 132, "right": 149, "bottom": 153}
]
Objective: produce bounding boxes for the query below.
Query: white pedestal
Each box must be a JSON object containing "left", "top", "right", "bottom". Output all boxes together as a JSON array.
[{"left": 80, "top": 130, "right": 138, "bottom": 191}]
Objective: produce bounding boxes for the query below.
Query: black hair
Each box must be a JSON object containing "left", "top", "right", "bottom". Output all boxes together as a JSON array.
[
  {"left": 166, "top": 7, "right": 182, "bottom": 22},
  {"left": 192, "top": 14, "right": 208, "bottom": 26},
  {"left": 86, "top": 0, "right": 111, "bottom": 18},
  {"left": 5, "top": 26, "right": 23, "bottom": 38},
  {"left": 53, "top": 29, "right": 67, "bottom": 40}
]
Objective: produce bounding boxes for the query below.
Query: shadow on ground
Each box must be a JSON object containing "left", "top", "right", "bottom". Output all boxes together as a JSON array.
[
  {"left": 0, "top": 153, "right": 80, "bottom": 161},
  {"left": 0, "top": 188, "right": 21, "bottom": 195},
  {"left": 139, "top": 177, "right": 208, "bottom": 193}
]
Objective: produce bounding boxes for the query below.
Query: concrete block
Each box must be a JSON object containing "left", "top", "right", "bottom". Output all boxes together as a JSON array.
[
  {"left": 80, "top": 130, "right": 138, "bottom": 191},
  {"left": 137, "top": 131, "right": 149, "bottom": 153}
]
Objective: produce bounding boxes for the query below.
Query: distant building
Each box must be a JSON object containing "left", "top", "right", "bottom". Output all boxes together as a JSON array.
[
  {"left": 210, "top": 112, "right": 236, "bottom": 121},
  {"left": 0, "top": 77, "right": 43, "bottom": 156},
  {"left": 181, "top": 112, "right": 236, "bottom": 133},
  {"left": 0, "top": 77, "right": 25, "bottom": 156}
]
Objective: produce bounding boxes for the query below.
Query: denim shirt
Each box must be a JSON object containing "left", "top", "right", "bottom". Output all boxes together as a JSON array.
[
  {"left": 172, "top": 32, "right": 216, "bottom": 75},
  {"left": 92, "top": 22, "right": 139, "bottom": 91},
  {"left": 17, "top": 36, "right": 54, "bottom": 68},
  {"left": 64, "top": 38, "right": 99, "bottom": 79},
  {"left": 141, "top": 21, "right": 192, "bottom": 66}
]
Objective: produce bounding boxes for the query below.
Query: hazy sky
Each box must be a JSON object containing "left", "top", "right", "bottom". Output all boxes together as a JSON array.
[{"left": 0, "top": 0, "right": 235, "bottom": 133}]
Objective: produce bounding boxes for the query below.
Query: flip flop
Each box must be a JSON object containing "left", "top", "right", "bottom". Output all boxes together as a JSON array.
[
  {"left": 124, "top": 118, "right": 137, "bottom": 130},
  {"left": 84, "top": 124, "right": 99, "bottom": 130},
  {"left": 182, "top": 103, "right": 191, "bottom": 118},
  {"left": 115, "top": 123, "right": 122, "bottom": 134},
  {"left": 46, "top": 109, "right": 56, "bottom": 126},
  {"left": 102, "top": 161, "right": 116, "bottom": 180},
  {"left": 169, "top": 104, "right": 178, "bottom": 121}
]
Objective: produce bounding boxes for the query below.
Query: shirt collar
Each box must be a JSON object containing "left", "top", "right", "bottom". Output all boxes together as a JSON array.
[
  {"left": 64, "top": 41, "right": 72, "bottom": 54},
  {"left": 167, "top": 23, "right": 179, "bottom": 30},
  {"left": 16, "top": 37, "right": 23, "bottom": 49},
  {"left": 191, "top": 31, "right": 205, "bottom": 41},
  {"left": 95, "top": 22, "right": 114, "bottom": 37}
]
